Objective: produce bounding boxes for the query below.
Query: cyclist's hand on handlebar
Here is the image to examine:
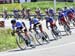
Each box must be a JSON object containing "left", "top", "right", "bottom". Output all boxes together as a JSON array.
[
  {"left": 11, "top": 30, "right": 16, "bottom": 36},
  {"left": 11, "top": 31, "right": 15, "bottom": 36}
]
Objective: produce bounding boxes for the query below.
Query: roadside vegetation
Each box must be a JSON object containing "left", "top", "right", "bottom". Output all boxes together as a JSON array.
[
  {"left": 0, "top": 28, "right": 17, "bottom": 52},
  {"left": 0, "top": 1, "right": 75, "bottom": 13}
]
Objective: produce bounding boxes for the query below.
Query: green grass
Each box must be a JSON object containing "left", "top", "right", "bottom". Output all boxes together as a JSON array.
[
  {"left": 0, "top": 3, "right": 22, "bottom": 13},
  {"left": 0, "top": 28, "right": 17, "bottom": 52},
  {"left": 22, "top": 1, "right": 75, "bottom": 13},
  {"left": 0, "top": 1, "right": 75, "bottom": 13}
]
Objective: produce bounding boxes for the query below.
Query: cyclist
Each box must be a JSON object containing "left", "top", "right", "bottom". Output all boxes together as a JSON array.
[
  {"left": 11, "top": 19, "right": 34, "bottom": 47},
  {"left": 3, "top": 8, "right": 8, "bottom": 20},
  {"left": 58, "top": 11, "right": 70, "bottom": 29},
  {"left": 66, "top": 9, "right": 75, "bottom": 22},
  {"left": 45, "top": 15, "right": 57, "bottom": 33},
  {"left": 11, "top": 19, "right": 27, "bottom": 36},
  {"left": 13, "top": 8, "right": 20, "bottom": 19},
  {"left": 35, "top": 8, "right": 42, "bottom": 20},
  {"left": 29, "top": 16, "right": 43, "bottom": 33},
  {"left": 48, "top": 8, "right": 55, "bottom": 18},
  {"left": 25, "top": 8, "right": 31, "bottom": 19},
  {"left": 21, "top": 8, "right": 26, "bottom": 19},
  {"left": 35, "top": 8, "right": 41, "bottom": 15},
  {"left": 45, "top": 8, "right": 49, "bottom": 16}
]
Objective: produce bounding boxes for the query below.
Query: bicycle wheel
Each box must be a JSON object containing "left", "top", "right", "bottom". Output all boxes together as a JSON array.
[
  {"left": 16, "top": 34, "right": 27, "bottom": 50},
  {"left": 51, "top": 30, "right": 58, "bottom": 40},
  {"left": 28, "top": 33, "right": 36, "bottom": 48},
  {"left": 42, "top": 32, "right": 50, "bottom": 41},
  {"left": 64, "top": 25, "right": 71, "bottom": 35},
  {"left": 35, "top": 33, "right": 43, "bottom": 45}
]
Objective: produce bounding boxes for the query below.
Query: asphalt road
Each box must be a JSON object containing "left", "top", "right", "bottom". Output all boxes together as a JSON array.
[{"left": 0, "top": 18, "right": 75, "bottom": 56}]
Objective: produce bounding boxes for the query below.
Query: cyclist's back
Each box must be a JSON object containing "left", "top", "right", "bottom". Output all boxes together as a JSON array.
[
  {"left": 66, "top": 9, "right": 74, "bottom": 19},
  {"left": 46, "top": 16, "right": 56, "bottom": 29},
  {"left": 11, "top": 19, "right": 26, "bottom": 30}
]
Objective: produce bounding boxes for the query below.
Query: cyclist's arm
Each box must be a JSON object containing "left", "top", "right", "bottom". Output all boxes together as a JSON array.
[
  {"left": 22, "top": 22, "right": 27, "bottom": 29},
  {"left": 12, "top": 25, "right": 15, "bottom": 31},
  {"left": 29, "top": 21, "right": 33, "bottom": 31},
  {"left": 11, "top": 25, "right": 16, "bottom": 36}
]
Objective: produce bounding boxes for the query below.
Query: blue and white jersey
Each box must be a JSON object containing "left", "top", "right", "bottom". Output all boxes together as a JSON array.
[
  {"left": 30, "top": 18, "right": 39, "bottom": 26},
  {"left": 63, "top": 9, "right": 69, "bottom": 17},
  {"left": 58, "top": 13, "right": 65, "bottom": 20},
  {"left": 66, "top": 9, "right": 73, "bottom": 16},
  {"left": 12, "top": 20, "right": 23, "bottom": 30},
  {"left": 46, "top": 17, "right": 54, "bottom": 23}
]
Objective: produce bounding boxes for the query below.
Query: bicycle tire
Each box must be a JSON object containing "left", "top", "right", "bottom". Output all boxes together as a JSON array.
[
  {"left": 51, "top": 30, "right": 58, "bottom": 40},
  {"left": 16, "top": 34, "right": 27, "bottom": 50},
  {"left": 35, "top": 33, "right": 43, "bottom": 45},
  {"left": 42, "top": 32, "right": 50, "bottom": 41},
  {"left": 64, "top": 25, "right": 71, "bottom": 35},
  {"left": 28, "top": 33, "right": 36, "bottom": 48}
]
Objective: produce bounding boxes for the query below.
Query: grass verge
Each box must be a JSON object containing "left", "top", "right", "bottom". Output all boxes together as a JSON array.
[{"left": 0, "top": 28, "right": 17, "bottom": 52}]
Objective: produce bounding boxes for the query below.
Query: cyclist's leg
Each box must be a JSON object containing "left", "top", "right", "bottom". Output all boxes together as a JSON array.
[
  {"left": 62, "top": 18, "right": 70, "bottom": 29},
  {"left": 24, "top": 29, "right": 32, "bottom": 46},
  {"left": 39, "top": 24, "right": 43, "bottom": 33},
  {"left": 33, "top": 24, "right": 38, "bottom": 33},
  {"left": 65, "top": 21, "right": 70, "bottom": 29}
]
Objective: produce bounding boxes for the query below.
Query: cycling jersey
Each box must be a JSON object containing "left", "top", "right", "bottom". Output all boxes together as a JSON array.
[
  {"left": 67, "top": 10, "right": 74, "bottom": 19},
  {"left": 58, "top": 13, "right": 64, "bottom": 20},
  {"left": 46, "top": 17, "right": 56, "bottom": 28},
  {"left": 58, "top": 13, "right": 66, "bottom": 23},
  {"left": 46, "top": 17, "right": 53, "bottom": 23},
  {"left": 30, "top": 18, "right": 39, "bottom": 27},
  {"left": 12, "top": 21, "right": 23, "bottom": 30},
  {"left": 63, "top": 9, "right": 69, "bottom": 17}
]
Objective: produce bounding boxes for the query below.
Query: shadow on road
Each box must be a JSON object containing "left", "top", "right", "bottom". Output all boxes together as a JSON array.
[{"left": 8, "top": 42, "right": 50, "bottom": 52}]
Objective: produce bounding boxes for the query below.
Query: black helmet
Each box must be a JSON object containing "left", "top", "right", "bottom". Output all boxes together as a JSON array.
[{"left": 11, "top": 19, "right": 16, "bottom": 24}]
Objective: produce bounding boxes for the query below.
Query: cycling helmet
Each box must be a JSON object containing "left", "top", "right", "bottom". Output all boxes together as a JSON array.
[
  {"left": 35, "top": 8, "right": 40, "bottom": 13},
  {"left": 11, "top": 19, "right": 16, "bottom": 24},
  {"left": 29, "top": 17, "right": 33, "bottom": 21}
]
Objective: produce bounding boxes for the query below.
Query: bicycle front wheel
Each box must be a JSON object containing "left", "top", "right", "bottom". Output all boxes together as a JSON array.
[
  {"left": 43, "top": 32, "right": 50, "bottom": 41},
  {"left": 16, "top": 34, "right": 27, "bottom": 50},
  {"left": 35, "top": 33, "right": 43, "bottom": 45}
]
